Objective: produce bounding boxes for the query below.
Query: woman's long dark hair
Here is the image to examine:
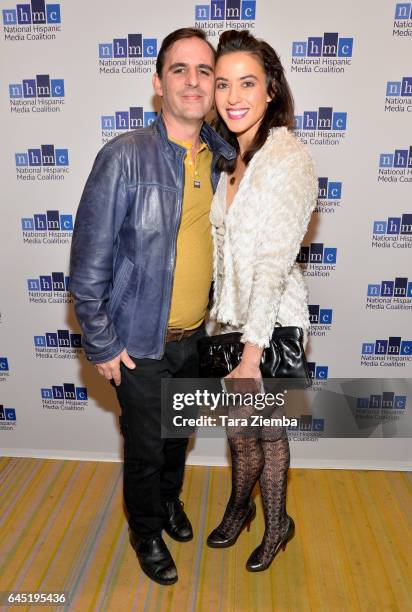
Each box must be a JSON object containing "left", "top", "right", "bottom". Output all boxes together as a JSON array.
[{"left": 214, "top": 30, "right": 295, "bottom": 174}]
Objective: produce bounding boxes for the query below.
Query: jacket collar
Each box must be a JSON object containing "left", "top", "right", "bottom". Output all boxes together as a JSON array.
[{"left": 153, "top": 112, "right": 236, "bottom": 161}]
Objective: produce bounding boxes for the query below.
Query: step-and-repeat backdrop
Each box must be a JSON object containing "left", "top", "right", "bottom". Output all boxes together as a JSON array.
[{"left": 1, "top": 0, "right": 411, "bottom": 469}]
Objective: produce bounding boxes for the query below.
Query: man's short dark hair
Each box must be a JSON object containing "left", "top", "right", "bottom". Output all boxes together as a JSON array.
[{"left": 156, "top": 27, "right": 216, "bottom": 78}]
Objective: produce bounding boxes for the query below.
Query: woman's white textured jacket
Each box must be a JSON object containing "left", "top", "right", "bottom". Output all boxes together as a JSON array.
[{"left": 210, "top": 126, "right": 318, "bottom": 348}]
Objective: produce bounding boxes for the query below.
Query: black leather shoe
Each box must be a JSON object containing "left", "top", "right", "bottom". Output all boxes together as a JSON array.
[
  {"left": 164, "top": 499, "right": 193, "bottom": 542},
  {"left": 246, "top": 515, "right": 295, "bottom": 572},
  {"left": 207, "top": 499, "right": 256, "bottom": 548},
  {"left": 129, "top": 531, "right": 178, "bottom": 585}
]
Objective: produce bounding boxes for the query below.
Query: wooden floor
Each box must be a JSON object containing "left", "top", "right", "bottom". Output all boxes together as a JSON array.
[{"left": 0, "top": 457, "right": 411, "bottom": 612}]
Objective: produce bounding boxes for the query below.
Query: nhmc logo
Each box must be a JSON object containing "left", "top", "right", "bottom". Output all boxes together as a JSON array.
[
  {"left": 288, "top": 415, "right": 325, "bottom": 432},
  {"left": 15, "top": 145, "right": 69, "bottom": 167},
  {"left": 394, "top": 3, "right": 412, "bottom": 19},
  {"left": 356, "top": 393, "right": 407, "bottom": 409},
  {"left": 195, "top": 0, "right": 256, "bottom": 20},
  {"left": 318, "top": 177, "right": 342, "bottom": 199},
  {"left": 41, "top": 384, "right": 88, "bottom": 400},
  {"left": 21, "top": 211, "right": 73, "bottom": 232},
  {"left": 373, "top": 214, "right": 412, "bottom": 235},
  {"left": 379, "top": 147, "right": 412, "bottom": 168},
  {"left": 308, "top": 305, "right": 333, "bottom": 325},
  {"left": 368, "top": 278, "right": 412, "bottom": 298},
  {"left": 0, "top": 406, "right": 16, "bottom": 420},
  {"left": 2, "top": 1, "right": 61, "bottom": 24},
  {"left": 99, "top": 34, "right": 157, "bottom": 58},
  {"left": 34, "top": 330, "right": 81, "bottom": 349},
  {"left": 295, "top": 108, "right": 347, "bottom": 131},
  {"left": 386, "top": 77, "right": 412, "bottom": 97},
  {"left": 9, "top": 75, "right": 64, "bottom": 98},
  {"left": 297, "top": 243, "right": 337, "bottom": 264},
  {"left": 362, "top": 338, "right": 412, "bottom": 355},
  {"left": 27, "top": 273, "right": 69, "bottom": 292},
  {"left": 307, "top": 362, "right": 328, "bottom": 379},
  {"left": 101, "top": 107, "right": 157, "bottom": 131},
  {"left": 0, "top": 358, "right": 9, "bottom": 371},
  {"left": 292, "top": 33, "right": 353, "bottom": 57}
]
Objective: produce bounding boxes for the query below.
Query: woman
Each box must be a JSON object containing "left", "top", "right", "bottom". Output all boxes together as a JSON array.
[{"left": 206, "top": 30, "right": 317, "bottom": 571}]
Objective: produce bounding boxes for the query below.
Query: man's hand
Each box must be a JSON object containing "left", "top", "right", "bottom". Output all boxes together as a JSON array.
[{"left": 95, "top": 349, "right": 136, "bottom": 386}]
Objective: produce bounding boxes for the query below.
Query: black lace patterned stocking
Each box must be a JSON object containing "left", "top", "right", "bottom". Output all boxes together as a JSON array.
[
  {"left": 253, "top": 437, "right": 291, "bottom": 564},
  {"left": 211, "top": 435, "right": 264, "bottom": 539}
]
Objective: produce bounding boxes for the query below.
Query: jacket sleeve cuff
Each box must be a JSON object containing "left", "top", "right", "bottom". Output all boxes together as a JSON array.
[
  {"left": 83, "top": 342, "right": 126, "bottom": 365},
  {"left": 240, "top": 328, "right": 272, "bottom": 350}
]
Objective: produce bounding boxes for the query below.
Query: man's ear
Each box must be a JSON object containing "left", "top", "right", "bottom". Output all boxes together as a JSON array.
[{"left": 152, "top": 72, "right": 163, "bottom": 97}]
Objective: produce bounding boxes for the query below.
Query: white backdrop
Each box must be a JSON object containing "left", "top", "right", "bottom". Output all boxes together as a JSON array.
[{"left": 1, "top": 0, "right": 411, "bottom": 469}]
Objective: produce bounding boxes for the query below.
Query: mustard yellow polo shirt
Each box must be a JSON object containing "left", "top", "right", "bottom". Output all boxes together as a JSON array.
[{"left": 168, "top": 139, "right": 213, "bottom": 330}]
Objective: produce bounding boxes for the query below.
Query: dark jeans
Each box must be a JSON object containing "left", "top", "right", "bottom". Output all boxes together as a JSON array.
[{"left": 115, "top": 327, "right": 205, "bottom": 538}]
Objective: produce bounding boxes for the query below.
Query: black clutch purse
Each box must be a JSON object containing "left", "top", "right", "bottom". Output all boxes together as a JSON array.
[{"left": 198, "top": 325, "right": 311, "bottom": 389}]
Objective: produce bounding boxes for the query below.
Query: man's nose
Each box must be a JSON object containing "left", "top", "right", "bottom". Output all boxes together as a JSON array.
[{"left": 185, "top": 66, "right": 200, "bottom": 87}]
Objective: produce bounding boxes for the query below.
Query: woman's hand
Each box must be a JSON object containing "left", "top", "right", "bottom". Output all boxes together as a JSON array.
[
  {"left": 224, "top": 342, "right": 263, "bottom": 394},
  {"left": 226, "top": 360, "right": 261, "bottom": 380}
]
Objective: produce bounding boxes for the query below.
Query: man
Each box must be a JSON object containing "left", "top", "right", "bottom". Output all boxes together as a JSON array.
[{"left": 70, "top": 28, "right": 235, "bottom": 586}]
